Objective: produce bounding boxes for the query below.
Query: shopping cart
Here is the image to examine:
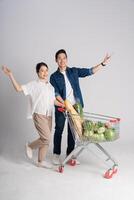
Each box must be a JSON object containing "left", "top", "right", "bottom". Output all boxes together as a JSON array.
[{"left": 57, "top": 111, "right": 120, "bottom": 179}]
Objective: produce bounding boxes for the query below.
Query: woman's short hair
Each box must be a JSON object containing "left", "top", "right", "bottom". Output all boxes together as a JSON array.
[{"left": 36, "top": 62, "right": 48, "bottom": 74}]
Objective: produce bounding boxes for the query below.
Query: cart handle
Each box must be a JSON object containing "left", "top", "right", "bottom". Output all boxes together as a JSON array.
[
  {"left": 57, "top": 107, "right": 66, "bottom": 112},
  {"left": 109, "top": 118, "right": 121, "bottom": 123},
  {"left": 84, "top": 112, "right": 121, "bottom": 121}
]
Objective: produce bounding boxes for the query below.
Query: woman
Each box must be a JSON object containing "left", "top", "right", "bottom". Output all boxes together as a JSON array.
[{"left": 2, "top": 62, "right": 64, "bottom": 169}]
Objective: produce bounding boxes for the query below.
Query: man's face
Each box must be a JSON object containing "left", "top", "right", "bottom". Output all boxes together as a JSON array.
[
  {"left": 56, "top": 53, "right": 67, "bottom": 71},
  {"left": 38, "top": 66, "right": 48, "bottom": 80}
]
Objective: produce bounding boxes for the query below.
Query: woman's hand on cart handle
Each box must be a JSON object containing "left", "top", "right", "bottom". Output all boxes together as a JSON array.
[
  {"left": 56, "top": 95, "right": 64, "bottom": 104},
  {"left": 55, "top": 96, "right": 66, "bottom": 112},
  {"left": 55, "top": 99, "right": 65, "bottom": 108}
]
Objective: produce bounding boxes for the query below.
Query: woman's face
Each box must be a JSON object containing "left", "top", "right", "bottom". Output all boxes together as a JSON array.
[{"left": 38, "top": 65, "right": 48, "bottom": 80}]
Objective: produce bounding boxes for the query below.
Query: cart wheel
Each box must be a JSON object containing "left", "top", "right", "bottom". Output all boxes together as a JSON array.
[
  {"left": 67, "top": 159, "right": 76, "bottom": 166},
  {"left": 103, "top": 169, "right": 113, "bottom": 179},
  {"left": 58, "top": 166, "right": 64, "bottom": 173}
]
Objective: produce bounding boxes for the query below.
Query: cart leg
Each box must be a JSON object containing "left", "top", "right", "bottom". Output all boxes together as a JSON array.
[
  {"left": 62, "top": 145, "right": 82, "bottom": 166},
  {"left": 56, "top": 145, "right": 82, "bottom": 172},
  {"left": 67, "top": 146, "right": 85, "bottom": 166},
  {"left": 94, "top": 143, "right": 118, "bottom": 178},
  {"left": 56, "top": 147, "right": 79, "bottom": 170},
  {"left": 95, "top": 143, "right": 117, "bottom": 165},
  {"left": 71, "top": 142, "right": 91, "bottom": 159},
  {"left": 65, "top": 142, "right": 91, "bottom": 166}
]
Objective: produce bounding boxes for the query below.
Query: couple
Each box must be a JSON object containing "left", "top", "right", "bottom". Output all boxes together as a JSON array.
[{"left": 2, "top": 49, "right": 111, "bottom": 169}]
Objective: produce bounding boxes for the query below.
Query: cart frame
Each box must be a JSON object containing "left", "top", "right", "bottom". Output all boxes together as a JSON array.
[{"left": 57, "top": 111, "right": 120, "bottom": 179}]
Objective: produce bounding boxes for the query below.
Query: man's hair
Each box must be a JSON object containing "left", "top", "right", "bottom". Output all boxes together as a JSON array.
[
  {"left": 36, "top": 62, "right": 48, "bottom": 74},
  {"left": 55, "top": 49, "right": 67, "bottom": 60}
]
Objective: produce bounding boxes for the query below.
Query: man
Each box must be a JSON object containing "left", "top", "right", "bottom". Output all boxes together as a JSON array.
[{"left": 50, "top": 49, "right": 111, "bottom": 165}]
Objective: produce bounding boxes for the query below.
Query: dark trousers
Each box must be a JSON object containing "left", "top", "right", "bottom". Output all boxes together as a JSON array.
[{"left": 53, "top": 107, "right": 75, "bottom": 156}]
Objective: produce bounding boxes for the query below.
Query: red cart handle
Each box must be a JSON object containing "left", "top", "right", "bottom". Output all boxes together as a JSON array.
[
  {"left": 57, "top": 107, "right": 66, "bottom": 112},
  {"left": 109, "top": 118, "right": 121, "bottom": 123}
]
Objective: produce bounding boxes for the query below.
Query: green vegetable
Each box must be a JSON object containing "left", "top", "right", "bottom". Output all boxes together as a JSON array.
[
  {"left": 91, "top": 134, "right": 100, "bottom": 142},
  {"left": 89, "top": 133, "right": 106, "bottom": 142},
  {"left": 82, "top": 119, "right": 117, "bottom": 142},
  {"left": 104, "top": 128, "right": 116, "bottom": 141},
  {"left": 98, "top": 127, "right": 106, "bottom": 134},
  {"left": 82, "top": 120, "right": 94, "bottom": 137},
  {"left": 74, "top": 103, "right": 83, "bottom": 118},
  {"left": 97, "top": 121, "right": 105, "bottom": 128},
  {"left": 83, "top": 120, "right": 93, "bottom": 131},
  {"left": 98, "top": 133, "right": 106, "bottom": 142}
]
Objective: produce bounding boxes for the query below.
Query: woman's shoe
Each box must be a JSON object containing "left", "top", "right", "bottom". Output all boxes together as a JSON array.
[{"left": 25, "top": 143, "right": 33, "bottom": 159}]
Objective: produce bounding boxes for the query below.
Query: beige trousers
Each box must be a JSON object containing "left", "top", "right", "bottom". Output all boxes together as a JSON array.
[{"left": 29, "top": 113, "right": 52, "bottom": 162}]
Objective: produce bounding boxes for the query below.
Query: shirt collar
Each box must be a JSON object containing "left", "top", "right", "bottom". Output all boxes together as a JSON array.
[
  {"left": 37, "top": 79, "right": 49, "bottom": 84},
  {"left": 57, "top": 66, "right": 69, "bottom": 74}
]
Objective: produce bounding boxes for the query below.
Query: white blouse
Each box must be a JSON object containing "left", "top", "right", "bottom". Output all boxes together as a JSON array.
[{"left": 21, "top": 79, "right": 55, "bottom": 119}]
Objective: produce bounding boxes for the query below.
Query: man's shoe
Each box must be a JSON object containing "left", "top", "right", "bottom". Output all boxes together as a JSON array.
[{"left": 52, "top": 154, "right": 61, "bottom": 165}]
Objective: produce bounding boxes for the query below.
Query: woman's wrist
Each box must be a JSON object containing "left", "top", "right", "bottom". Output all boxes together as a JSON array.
[{"left": 9, "top": 73, "right": 13, "bottom": 78}]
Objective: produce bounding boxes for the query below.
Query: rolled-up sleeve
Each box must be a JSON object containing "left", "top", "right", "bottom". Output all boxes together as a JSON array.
[
  {"left": 77, "top": 67, "right": 94, "bottom": 77},
  {"left": 21, "top": 82, "right": 33, "bottom": 96},
  {"left": 50, "top": 75, "right": 60, "bottom": 97}
]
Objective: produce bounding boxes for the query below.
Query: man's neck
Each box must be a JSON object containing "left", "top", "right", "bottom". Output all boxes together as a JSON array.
[{"left": 59, "top": 66, "right": 67, "bottom": 72}]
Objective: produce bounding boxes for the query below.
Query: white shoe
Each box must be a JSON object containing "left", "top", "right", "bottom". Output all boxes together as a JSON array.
[
  {"left": 37, "top": 161, "right": 53, "bottom": 169},
  {"left": 25, "top": 143, "right": 33, "bottom": 159},
  {"left": 52, "top": 154, "right": 61, "bottom": 165}
]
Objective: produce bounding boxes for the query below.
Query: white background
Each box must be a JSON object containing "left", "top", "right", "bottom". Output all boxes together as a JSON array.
[{"left": 0, "top": 0, "right": 134, "bottom": 200}]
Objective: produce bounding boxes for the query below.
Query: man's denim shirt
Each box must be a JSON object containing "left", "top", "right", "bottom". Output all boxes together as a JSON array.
[{"left": 50, "top": 67, "right": 93, "bottom": 107}]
